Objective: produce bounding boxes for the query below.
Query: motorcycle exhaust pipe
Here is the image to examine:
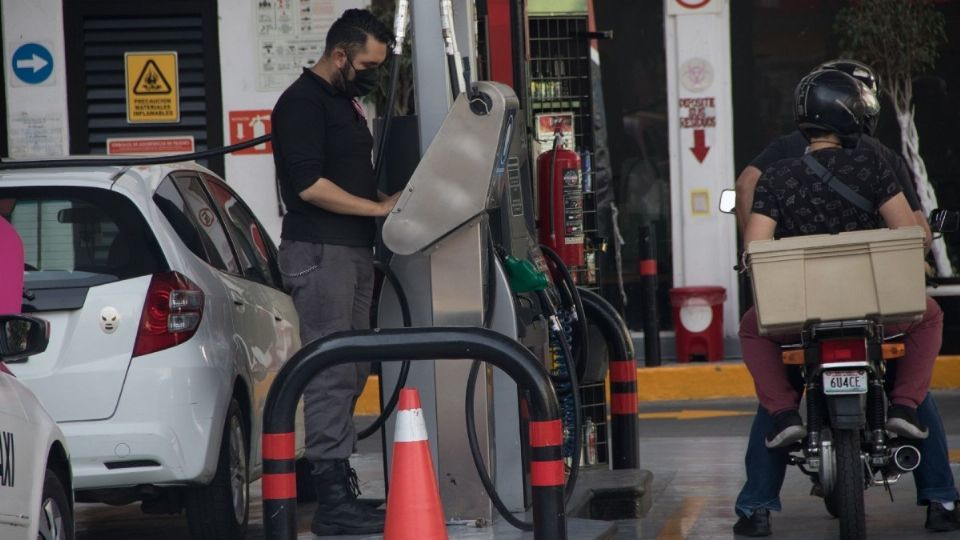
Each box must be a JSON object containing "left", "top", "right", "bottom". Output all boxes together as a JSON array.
[{"left": 891, "top": 444, "right": 921, "bottom": 473}]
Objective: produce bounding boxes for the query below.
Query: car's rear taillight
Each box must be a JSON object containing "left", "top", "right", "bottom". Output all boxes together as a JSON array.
[
  {"left": 132, "top": 272, "right": 204, "bottom": 357},
  {"left": 820, "top": 338, "right": 867, "bottom": 363}
]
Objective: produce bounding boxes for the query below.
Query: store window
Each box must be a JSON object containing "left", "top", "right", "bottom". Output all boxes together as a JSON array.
[{"left": 595, "top": 1, "right": 673, "bottom": 331}]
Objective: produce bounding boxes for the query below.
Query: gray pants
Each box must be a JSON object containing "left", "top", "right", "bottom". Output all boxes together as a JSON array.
[{"left": 278, "top": 240, "right": 374, "bottom": 461}]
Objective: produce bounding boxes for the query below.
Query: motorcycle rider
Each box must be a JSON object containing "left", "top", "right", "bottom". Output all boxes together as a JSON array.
[{"left": 733, "top": 66, "right": 957, "bottom": 536}]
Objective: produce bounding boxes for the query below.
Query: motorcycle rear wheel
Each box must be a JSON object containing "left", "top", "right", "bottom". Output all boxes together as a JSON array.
[{"left": 834, "top": 428, "right": 866, "bottom": 540}]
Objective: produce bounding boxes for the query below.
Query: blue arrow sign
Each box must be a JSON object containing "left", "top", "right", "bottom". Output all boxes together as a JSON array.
[{"left": 12, "top": 43, "right": 53, "bottom": 85}]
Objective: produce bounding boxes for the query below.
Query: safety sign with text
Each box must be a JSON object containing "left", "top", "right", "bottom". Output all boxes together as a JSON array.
[
  {"left": 679, "top": 97, "right": 716, "bottom": 163},
  {"left": 107, "top": 136, "right": 194, "bottom": 156},
  {"left": 125, "top": 52, "right": 179, "bottom": 123}
]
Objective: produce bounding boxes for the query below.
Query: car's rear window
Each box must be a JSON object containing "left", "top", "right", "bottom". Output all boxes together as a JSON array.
[{"left": 0, "top": 186, "right": 167, "bottom": 288}]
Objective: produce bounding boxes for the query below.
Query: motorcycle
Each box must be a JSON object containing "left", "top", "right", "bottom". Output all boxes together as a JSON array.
[{"left": 720, "top": 190, "right": 958, "bottom": 539}]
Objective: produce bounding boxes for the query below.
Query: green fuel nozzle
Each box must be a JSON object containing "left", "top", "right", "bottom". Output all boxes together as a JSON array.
[{"left": 503, "top": 254, "right": 550, "bottom": 293}]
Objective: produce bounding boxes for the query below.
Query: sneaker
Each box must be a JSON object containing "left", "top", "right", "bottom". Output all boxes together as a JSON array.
[
  {"left": 734, "top": 508, "right": 772, "bottom": 537},
  {"left": 926, "top": 501, "right": 960, "bottom": 532},
  {"left": 885, "top": 404, "right": 929, "bottom": 439},
  {"left": 765, "top": 409, "right": 807, "bottom": 449}
]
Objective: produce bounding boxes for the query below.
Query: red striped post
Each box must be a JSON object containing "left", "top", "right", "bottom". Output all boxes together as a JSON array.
[
  {"left": 262, "top": 431, "right": 297, "bottom": 539},
  {"left": 529, "top": 419, "right": 567, "bottom": 538},
  {"left": 609, "top": 359, "right": 639, "bottom": 469}
]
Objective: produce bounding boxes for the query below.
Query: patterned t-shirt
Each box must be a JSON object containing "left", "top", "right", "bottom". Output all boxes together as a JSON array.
[{"left": 751, "top": 147, "right": 901, "bottom": 238}]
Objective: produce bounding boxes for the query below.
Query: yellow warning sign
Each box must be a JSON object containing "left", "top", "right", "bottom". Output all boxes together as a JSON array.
[{"left": 125, "top": 52, "right": 179, "bottom": 123}]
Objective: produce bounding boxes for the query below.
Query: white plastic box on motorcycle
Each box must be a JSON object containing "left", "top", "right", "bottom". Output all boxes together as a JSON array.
[
  {"left": 0, "top": 162, "right": 305, "bottom": 539},
  {"left": 747, "top": 227, "right": 928, "bottom": 334}
]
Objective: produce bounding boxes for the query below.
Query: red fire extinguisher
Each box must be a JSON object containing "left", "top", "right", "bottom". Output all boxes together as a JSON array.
[{"left": 537, "top": 132, "right": 585, "bottom": 268}]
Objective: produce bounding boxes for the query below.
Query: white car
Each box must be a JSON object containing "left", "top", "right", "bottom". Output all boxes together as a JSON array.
[
  {"left": 0, "top": 162, "right": 303, "bottom": 539},
  {"left": 0, "top": 314, "right": 72, "bottom": 540}
]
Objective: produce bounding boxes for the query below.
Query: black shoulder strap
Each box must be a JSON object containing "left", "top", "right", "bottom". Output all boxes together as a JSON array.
[{"left": 802, "top": 153, "right": 875, "bottom": 213}]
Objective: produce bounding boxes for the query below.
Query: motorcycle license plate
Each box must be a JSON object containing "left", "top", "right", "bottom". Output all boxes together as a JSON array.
[{"left": 823, "top": 370, "right": 868, "bottom": 395}]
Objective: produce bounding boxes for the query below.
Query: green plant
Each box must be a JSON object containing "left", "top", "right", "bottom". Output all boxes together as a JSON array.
[
  {"left": 835, "top": 0, "right": 946, "bottom": 115},
  {"left": 835, "top": 0, "right": 951, "bottom": 275}
]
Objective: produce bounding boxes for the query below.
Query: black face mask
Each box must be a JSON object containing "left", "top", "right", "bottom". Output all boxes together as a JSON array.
[{"left": 338, "top": 58, "right": 378, "bottom": 97}]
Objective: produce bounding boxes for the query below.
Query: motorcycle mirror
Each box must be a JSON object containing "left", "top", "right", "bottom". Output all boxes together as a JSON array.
[
  {"left": 719, "top": 189, "right": 736, "bottom": 214},
  {"left": 929, "top": 208, "right": 959, "bottom": 234}
]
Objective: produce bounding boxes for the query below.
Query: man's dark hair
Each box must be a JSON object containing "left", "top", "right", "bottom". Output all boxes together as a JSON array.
[{"left": 324, "top": 9, "right": 394, "bottom": 58}]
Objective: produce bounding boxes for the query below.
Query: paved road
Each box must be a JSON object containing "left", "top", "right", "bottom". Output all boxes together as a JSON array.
[{"left": 75, "top": 392, "right": 960, "bottom": 539}]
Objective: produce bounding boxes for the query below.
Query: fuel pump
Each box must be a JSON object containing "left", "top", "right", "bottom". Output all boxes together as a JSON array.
[
  {"left": 376, "top": 82, "right": 614, "bottom": 538},
  {"left": 536, "top": 128, "right": 585, "bottom": 269}
]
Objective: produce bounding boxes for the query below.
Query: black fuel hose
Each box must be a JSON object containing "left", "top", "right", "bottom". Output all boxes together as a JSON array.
[
  {"left": 357, "top": 260, "right": 412, "bottom": 440},
  {"left": 538, "top": 244, "right": 590, "bottom": 381},
  {"left": 464, "top": 245, "right": 583, "bottom": 530}
]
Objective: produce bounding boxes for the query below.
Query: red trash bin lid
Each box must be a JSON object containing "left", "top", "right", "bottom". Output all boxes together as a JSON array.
[{"left": 669, "top": 286, "right": 726, "bottom": 306}]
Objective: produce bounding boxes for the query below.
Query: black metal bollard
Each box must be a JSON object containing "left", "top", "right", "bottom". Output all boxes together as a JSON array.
[
  {"left": 578, "top": 288, "right": 640, "bottom": 469},
  {"left": 638, "top": 223, "right": 661, "bottom": 367},
  {"left": 261, "top": 327, "right": 567, "bottom": 540}
]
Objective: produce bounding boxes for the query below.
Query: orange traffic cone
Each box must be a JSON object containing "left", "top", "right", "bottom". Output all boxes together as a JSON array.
[{"left": 384, "top": 388, "right": 449, "bottom": 540}]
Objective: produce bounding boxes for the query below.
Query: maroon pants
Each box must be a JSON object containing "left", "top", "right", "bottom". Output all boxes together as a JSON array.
[{"left": 739, "top": 297, "right": 943, "bottom": 416}]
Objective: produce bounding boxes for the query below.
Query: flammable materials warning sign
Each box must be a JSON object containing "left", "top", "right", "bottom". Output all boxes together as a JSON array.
[{"left": 125, "top": 52, "right": 179, "bottom": 123}]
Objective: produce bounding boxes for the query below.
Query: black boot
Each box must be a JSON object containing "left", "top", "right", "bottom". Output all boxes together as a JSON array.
[
  {"left": 311, "top": 459, "right": 385, "bottom": 535},
  {"left": 733, "top": 508, "right": 772, "bottom": 537}
]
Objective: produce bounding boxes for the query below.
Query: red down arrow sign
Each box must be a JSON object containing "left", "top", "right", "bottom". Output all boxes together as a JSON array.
[{"left": 691, "top": 129, "right": 710, "bottom": 163}]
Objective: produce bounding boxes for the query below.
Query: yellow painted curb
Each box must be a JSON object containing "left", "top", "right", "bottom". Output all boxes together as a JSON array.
[
  {"left": 637, "top": 363, "right": 756, "bottom": 402},
  {"left": 356, "top": 375, "right": 381, "bottom": 416},
  {"left": 354, "top": 356, "right": 960, "bottom": 415}
]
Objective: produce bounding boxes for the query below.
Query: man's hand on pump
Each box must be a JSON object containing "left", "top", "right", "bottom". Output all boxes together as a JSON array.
[{"left": 378, "top": 190, "right": 402, "bottom": 216}]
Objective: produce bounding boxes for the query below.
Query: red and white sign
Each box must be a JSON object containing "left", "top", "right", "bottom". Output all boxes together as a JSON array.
[
  {"left": 667, "top": 0, "right": 722, "bottom": 15},
  {"left": 229, "top": 110, "right": 273, "bottom": 155},
  {"left": 679, "top": 97, "right": 716, "bottom": 163},
  {"left": 106, "top": 136, "right": 194, "bottom": 156}
]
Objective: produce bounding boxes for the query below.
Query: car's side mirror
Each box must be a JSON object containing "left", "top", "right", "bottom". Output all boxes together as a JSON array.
[
  {"left": 929, "top": 209, "right": 959, "bottom": 234},
  {"left": 0, "top": 314, "right": 49, "bottom": 363},
  {"left": 719, "top": 189, "right": 736, "bottom": 214}
]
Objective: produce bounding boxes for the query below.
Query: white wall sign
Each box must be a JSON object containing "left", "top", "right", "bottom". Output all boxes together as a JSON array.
[
  {"left": 256, "top": 0, "right": 335, "bottom": 91},
  {"left": 9, "top": 112, "right": 64, "bottom": 157}
]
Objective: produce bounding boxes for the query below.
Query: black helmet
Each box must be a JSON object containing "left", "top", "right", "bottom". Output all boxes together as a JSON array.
[
  {"left": 795, "top": 70, "right": 878, "bottom": 147},
  {"left": 817, "top": 59, "right": 880, "bottom": 96},
  {"left": 816, "top": 59, "right": 881, "bottom": 134}
]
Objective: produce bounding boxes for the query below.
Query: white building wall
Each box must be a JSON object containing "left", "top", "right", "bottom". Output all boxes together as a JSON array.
[{"left": 2, "top": 0, "right": 70, "bottom": 157}]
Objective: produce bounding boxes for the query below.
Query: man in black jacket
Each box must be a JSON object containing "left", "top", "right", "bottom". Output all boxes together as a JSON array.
[{"left": 271, "top": 9, "right": 398, "bottom": 536}]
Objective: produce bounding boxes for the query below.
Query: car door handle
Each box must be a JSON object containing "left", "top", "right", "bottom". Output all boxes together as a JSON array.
[
  {"left": 273, "top": 311, "right": 283, "bottom": 322},
  {"left": 232, "top": 299, "right": 244, "bottom": 307}
]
